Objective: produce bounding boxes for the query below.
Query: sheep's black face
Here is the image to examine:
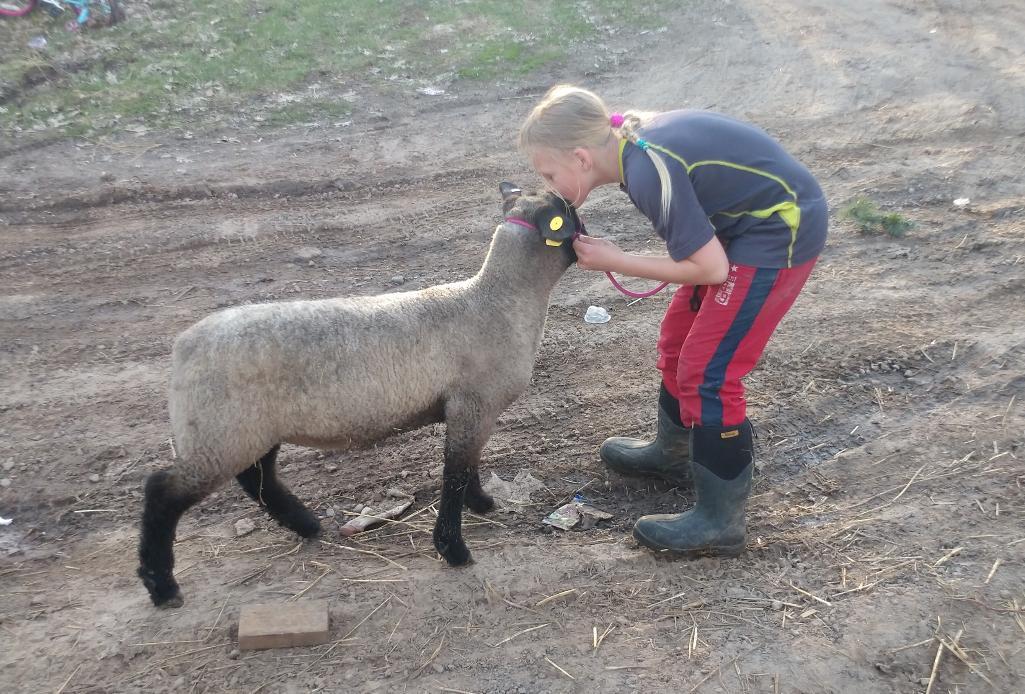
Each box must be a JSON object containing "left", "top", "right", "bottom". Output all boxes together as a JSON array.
[{"left": 499, "top": 182, "right": 584, "bottom": 262}]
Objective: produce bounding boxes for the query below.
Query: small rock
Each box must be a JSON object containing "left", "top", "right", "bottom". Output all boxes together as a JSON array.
[
  {"left": 325, "top": 464, "right": 338, "bottom": 473},
  {"left": 295, "top": 246, "right": 323, "bottom": 261},
  {"left": 88, "top": 473, "right": 101, "bottom": 483},
  {"left": 100, "top": 171, "right": 115, "bottom": 183},
  {"left": 385, "top": 487, "right": 406, "bottom": 499},
  {"left": 400, "top": 470, "right": 411, "bottom": 478},
  {"left": 2, "top": 460, "right": 13, "bottom": 471},
  {"left": 325, "top": 507, "right": 336, "bottom": 517},
  {"left": 0, "top": 478, "right": 12, "bottom": 488},
  {"left": 389, "top": 274, "right": 405, "bottom": 286},
  {"left": 228, "top": 648, "right": 241, "bottom": 660},
  {"left": 431, "top": 662, "right": 445, "bottom": 674},
  {"left": 234, "top": 518, "right": 257, "bottom": 536},
  {"left": 770, "top": 599, "right": 784, "bottom": 611}
]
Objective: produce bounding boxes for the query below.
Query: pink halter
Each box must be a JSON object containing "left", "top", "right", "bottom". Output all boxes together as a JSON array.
[{"left": 504, "top": 217, "right": 536, "bottom": 231}]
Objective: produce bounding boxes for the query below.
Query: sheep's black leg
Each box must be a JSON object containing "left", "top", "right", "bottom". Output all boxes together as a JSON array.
[
  {"left": 464, "top": 468, "right": 495, "bottom": 514},
  {"left": 435, "top": 396, "right": 496, "bottom": 566},
  {"left": 435, "top": 467, "right": 474, "bottom": 566},
  {"left": 236, "top": 445, "right": 321, "bottom": 538},
  {"left": 138, "top": 469, "right": 203, "bottom": 608}
]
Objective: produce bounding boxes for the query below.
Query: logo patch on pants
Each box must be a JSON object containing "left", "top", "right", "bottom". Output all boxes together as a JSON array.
[
  {"left": 720, "top": 429, "right": 740, "bottom": 439},
  {"left": 714, "top": 266, "right": 739, "bottom": 306}
]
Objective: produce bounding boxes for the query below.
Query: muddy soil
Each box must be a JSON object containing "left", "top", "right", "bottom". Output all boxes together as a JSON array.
[{"left": 2, "top": 1, "right": 1023, "bottom": 692}]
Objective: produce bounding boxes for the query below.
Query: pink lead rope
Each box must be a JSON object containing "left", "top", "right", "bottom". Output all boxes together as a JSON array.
[
  {"left": 504, "top": 217, "right": 670, "bottom": 299},
  {"left": 600, "top": 268, "right": 670, "bottom": 299}
]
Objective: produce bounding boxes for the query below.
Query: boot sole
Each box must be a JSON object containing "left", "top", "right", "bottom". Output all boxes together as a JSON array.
[
  {"left": 603, "top": 462, "right": 691, "bottom": 487},
  {"left": 611, "top": 473, "right": 692, "bottom": 488},
  {"left": 632, "top": 526, "right": 746, "bottom": 558}
]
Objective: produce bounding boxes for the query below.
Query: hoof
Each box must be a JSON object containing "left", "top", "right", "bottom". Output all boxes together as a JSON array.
[
  {"left": 156, "top": 593, "right": 185, "bottom": 609},
  {"left": 464, "top": 492, "right": 495, "bottom": 514},
  {"left": 295, "top": 516, "right": 322, "bottom": 539},
  {"left": 435, "top": 538, "right": 474, "bottom": 567},
  {"left": 279, "top": 509, "right": 321, "bottom": 538},
  {"left": 139, "top": 567, "right": 184, "bottom": 608}
]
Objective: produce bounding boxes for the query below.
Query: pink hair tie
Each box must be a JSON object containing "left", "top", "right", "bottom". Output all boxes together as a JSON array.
[{"left": 609, "top": 113, "right": 625, "bottom": 128}]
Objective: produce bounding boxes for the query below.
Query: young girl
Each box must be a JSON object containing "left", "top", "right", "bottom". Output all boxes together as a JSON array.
[{"left": 519, "top": 85, "right": 827, "bottom": 557}]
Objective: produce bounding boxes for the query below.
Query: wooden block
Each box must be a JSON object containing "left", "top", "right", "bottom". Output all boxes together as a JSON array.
[{"left": 237, "top": 600, "right": 330, "bottom": 651}]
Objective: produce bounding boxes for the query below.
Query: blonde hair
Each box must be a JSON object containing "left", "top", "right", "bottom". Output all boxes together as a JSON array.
[{"left": 518, "top": 84, "right": 673, "bottom": 226}]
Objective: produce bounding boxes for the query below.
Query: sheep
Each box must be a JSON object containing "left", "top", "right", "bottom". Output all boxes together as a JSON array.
[{"left": 137, "top": 182, "right": 581, "bottom": 607}]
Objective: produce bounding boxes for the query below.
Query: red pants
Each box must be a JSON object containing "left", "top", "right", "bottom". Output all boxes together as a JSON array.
[{"left": 657, "top": 258, "right": 817, "bottom": 428}]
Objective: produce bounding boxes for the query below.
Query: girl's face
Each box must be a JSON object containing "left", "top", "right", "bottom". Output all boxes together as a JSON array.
[{"left": 530, "top": 148, "right": 592, "bottom": 207}]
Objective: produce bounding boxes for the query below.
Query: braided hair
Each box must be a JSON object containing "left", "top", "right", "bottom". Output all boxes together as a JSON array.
[{"left": 519, "top": 84, "right": 673, "bottom": 227}]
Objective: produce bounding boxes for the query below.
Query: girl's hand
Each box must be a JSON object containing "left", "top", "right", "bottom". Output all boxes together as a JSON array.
[
  {"left": 572, "top": 235, "right": 624, "bottom": 272},
  {"left": 572, "top": 236, "right": 730, "bottom": 286}
]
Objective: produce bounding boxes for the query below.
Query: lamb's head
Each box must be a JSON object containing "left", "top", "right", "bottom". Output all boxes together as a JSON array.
[{"left": 498, "top": 181, "right": 582, "bottom": 268}]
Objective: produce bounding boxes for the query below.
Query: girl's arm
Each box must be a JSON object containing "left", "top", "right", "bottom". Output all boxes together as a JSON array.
[{"left": 573, "top": 235, "right": 730, "bottom": 286}]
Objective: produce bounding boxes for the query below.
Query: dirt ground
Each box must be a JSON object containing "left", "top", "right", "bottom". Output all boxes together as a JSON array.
[{"left": 2, "top": 1, "right": 1024, "bottom": 692}]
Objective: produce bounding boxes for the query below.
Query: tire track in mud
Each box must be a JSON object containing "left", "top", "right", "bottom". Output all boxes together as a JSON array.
[
  {"left": 0, "top": 164, "right": 504, "bottom": 214},
  {"left": 0, "top": 165, "right": 512, "bottom": 297}
]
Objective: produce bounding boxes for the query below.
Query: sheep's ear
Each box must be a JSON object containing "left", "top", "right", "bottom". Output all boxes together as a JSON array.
[
  {"left": 534, "top": 205, "right": 578, "bottom": 246},
  {"left": 499, "top": 181, "right": 523, "bottom": 202}
]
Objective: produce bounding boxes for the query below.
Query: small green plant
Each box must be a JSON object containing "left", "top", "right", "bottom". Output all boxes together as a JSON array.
[{"left": 841, "top": 198, "right": 913, "bottom": 238}]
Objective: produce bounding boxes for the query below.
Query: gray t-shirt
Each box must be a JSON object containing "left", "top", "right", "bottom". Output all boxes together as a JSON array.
[{"left": 620, "top": 110, "right": 828, "bottom": 268}]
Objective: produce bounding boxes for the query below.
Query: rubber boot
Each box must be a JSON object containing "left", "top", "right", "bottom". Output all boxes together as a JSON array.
[
  {"left": 632, "top": 420, "right": 754, "bottom": 556},
  {"left": 600, "top": 384, "right": 691, "bottom": 485}
]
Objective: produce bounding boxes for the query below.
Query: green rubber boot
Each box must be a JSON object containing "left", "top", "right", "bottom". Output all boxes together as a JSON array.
[
  {"left": 632, "top": 420, "right": 754, "bottom": 556},
  {"left": 599, "top": 386, "right": 690, "bottom": 485}
]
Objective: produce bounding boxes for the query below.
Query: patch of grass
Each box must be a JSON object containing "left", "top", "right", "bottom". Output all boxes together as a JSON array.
[
  {"left": 259, "top": 99, "right": 353, "bottom": 128},
  {"left": 841, "top": 198, "right": 914, "bottom": 238},
  {"left": 456, "top": 42, "right": 563, "bottom": 80},
  {"left": 0, "top": 0, "right": 673, "bottom": 137}
]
